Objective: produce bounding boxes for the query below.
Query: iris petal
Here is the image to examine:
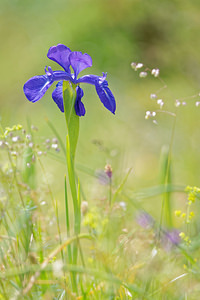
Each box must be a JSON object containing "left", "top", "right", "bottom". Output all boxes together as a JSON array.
[
  {"left": 69, "top": 52, "right": 92, "bottom": 78},
  {"left": 23, "top": 75, "right": 53, "bottom": 103},
  {"left": 47, "top": 44, "right": 72, "bottom": 73},
  {"left": 77, "top": 74, "right": 99, "bottom": 85},
  {"left": 74, "top": 86, "right": 85, "bottom": 116},
  {"left": 95, "top": 80, "right": 116, "bottom": 114},
  {"left": 52, "top": 81, "right": 64, "bottom": 112}
]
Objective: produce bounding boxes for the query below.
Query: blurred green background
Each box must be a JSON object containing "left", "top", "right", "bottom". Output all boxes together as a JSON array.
[{"left": 1, "top": 0, "right": 200, "bottom": 214}]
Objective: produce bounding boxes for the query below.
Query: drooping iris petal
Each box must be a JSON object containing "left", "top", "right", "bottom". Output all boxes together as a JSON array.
[
  {"left": 77, "top": 74, "right": 100, "bottom": 85},
  {"left": 47, "top": 44, "right": 72, "bottom": 73},
  {"left": 52, "top": 81, "right": 64, "bottom": 112},
  {"left": 23, "top": 75, "right": 53, "bottom": 103},
  {"left": 74, "top": 86, "right": 85, "bottom": 116},
  {"left": 95, "top": 80, "right": 116, "bottom": 114},
  {"left": 69, "top": 51, "right": 92, "bottom": 79}
]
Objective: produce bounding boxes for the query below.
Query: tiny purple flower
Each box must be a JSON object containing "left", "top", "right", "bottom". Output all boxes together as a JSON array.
[
  {"left": 104, "top": 164, "right": 112, "bottom": 179},
  {"left": 161, "top": 229, "right": 181, "bottom": 252},
  {"left": 95, "top": 169, "right": 110, "bottom": 185},
  {"left": 23, "top": 44, "right": 116, "bottom": 116},
  {"left": 136, "top": 211, "right": 154, "bottom": 229}
]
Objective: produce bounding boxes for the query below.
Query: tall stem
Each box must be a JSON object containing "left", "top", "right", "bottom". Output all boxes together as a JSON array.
[{"left": 63, "top": 81, "right": 81, "bottom": 293}]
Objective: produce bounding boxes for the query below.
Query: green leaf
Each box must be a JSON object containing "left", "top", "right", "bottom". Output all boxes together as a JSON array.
[{"left": 63, "top": 81, "right": 79, "bottom": 163}]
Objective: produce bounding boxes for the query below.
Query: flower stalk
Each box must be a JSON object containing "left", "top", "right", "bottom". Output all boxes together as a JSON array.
[{"left": 63, "top": 81, "right": 81, "bottom": 292}]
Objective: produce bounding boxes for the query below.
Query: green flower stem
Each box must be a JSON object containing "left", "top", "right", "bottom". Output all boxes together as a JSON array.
[{"left": 63, "top": 81, "right": 81, "bottom": 292}]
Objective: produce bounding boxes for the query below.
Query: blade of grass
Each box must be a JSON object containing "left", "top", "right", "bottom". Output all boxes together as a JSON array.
[
  {"left": 159, "top": 145, "right": 173, "bottom": 228},
  {"left": 45, "top": 118, "right": 66, "bottom": 155},
  {"left": 64, "top": 176, "right": 72, "bottom": 263},
  {"left": 112, "top": 168, "right": 132, "bottom": 204}
]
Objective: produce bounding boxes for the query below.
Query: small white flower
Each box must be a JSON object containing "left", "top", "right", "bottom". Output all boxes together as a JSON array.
[
  {"left": 139, "top": 71, "right": 147, "bottom": 78},
  {"left": 26, "top": 134, "right": 32, "bottom": 140},
  {"left": 136, "top": 63, "right": 143, "bottom": 69},
  {"left": 131, "top": 62, "right": 137, "bottom": 70},
  {"left": 157, "top": 99, "right": 164, "bottom": 108},
  {"left": 119, "top": 201, "right": 127, "bottom": 211},
  {"left": 150, "top": 93, "right": 157, "bottom": 99},
  {"left": 28, "top": 142, "right": 33, "bottom": 148},
  {"left": 152, "top": 111, "right": 156, "bottom": 117},
  {"left": 12, "top": 136, "right": 20, "bottom": 142},
  {"left": 196, "top": 101, "right": 200, "bottom": 107},
  {"left": 151, "top": 68, "right": 160, "bottom": 77},
  {"left": 175, "top": 100, "right": 181, "bottom": 107},
  {"left": 40, "top": 201, "right": 46, "bottom": 206},
  {"left": 151, "top": 247, "right": 158, "bottom": 258},
  {"left": 52, "top": 143, "right": 58, "bottom": 149},
  {"left": 145, "top": 111, "right": 151, "bottom": 119}
]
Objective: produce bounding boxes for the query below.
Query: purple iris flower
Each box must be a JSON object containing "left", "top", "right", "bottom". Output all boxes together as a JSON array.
[{"left": 23, "top": 44, "right": 116, "bottom": 116}]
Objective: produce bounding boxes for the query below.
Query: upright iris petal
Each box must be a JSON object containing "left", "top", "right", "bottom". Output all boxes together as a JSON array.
[
  {"left": 23, "top": 44, "right": 116, "bottom": 116},
  {"left": 47, "top": 44, "right": 72, "bottom": 73},
  {"left": 69, "top": 51, "right": 92, "bottom": 79}
]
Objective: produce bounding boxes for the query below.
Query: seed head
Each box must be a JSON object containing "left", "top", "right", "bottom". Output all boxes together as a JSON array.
[{"left": 104, "top": 164, "right": 112, "bottom": 178}]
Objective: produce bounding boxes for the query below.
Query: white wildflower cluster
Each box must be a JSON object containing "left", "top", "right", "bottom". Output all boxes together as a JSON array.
[
  {"left": 44, "top": 137, "right": 60, "bottom": 152},
  {"left": 0, "top": 125, "right": 62, "bottom": 171},
  {"left": 131, "top": 62, "right": 160, "bottom": 80},
  {"left": 174, "top": 92, "right": 200, "bottom": 108},
  {"left": 175, "top": 99, "right": 187, "bottom": 107},
  {"left": 150, "top": 93, "right": 164, "bottom": 109},
  {"left": 131, "top": 60, "right": 200, "bottom": 124},
  {"left": 145, "top": 111, "right": 156, "bottom": 120},
  {"left": 131, "top": 62, "right": 143, "bottom": 70},
  {"left": 157, "top": 99, "right": 164, "bottom": 109}
]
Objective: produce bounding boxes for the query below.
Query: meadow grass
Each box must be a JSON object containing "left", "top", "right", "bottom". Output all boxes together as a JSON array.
[{"left": 1, "top": 66, "right": 200, "bottom": 300}]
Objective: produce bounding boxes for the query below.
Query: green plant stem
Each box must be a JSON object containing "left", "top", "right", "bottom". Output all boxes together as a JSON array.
[
  {"left": 159, "top": 112, "right": 177, "bottom": 238},
  {"left": 63, "top": 82, "right": 82, "bottom": 294},
  {"left": 109, "top": 178, "right": 112, "bottom": 207}
]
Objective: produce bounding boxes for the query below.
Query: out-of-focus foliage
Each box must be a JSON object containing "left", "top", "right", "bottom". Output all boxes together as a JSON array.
[{"left": 1, "top": 1, "right": 200, "bottom": 299}]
